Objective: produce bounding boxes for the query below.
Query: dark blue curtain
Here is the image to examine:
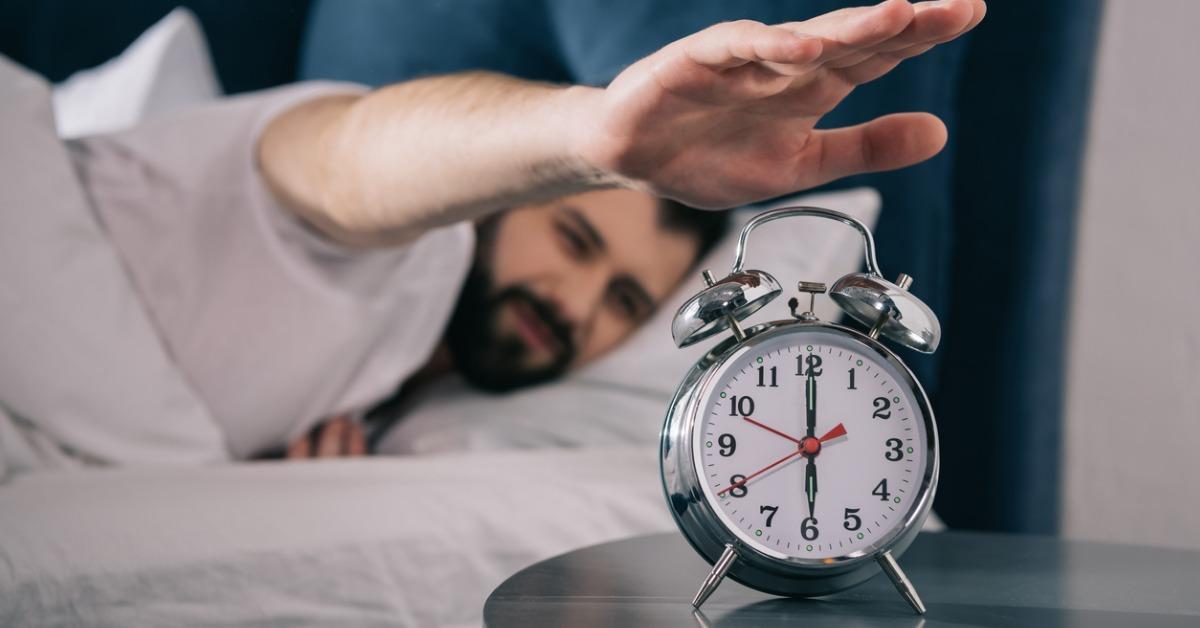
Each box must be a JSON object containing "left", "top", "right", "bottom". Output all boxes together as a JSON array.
[{"left": 935, "top": 0, "right": 1103, "bottom": 533}]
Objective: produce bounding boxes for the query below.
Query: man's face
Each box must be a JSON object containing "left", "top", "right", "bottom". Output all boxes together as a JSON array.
[{"left": 445, "top": 189, "right": 701, "bottom": 392}]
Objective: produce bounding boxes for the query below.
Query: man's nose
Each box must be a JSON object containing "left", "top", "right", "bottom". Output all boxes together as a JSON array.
[{"left": 548, "top": 269, "right": 608, "bottom": 338}]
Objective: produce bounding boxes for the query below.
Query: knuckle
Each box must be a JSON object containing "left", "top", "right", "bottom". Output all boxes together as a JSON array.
[{"left": 715, "top": 19, "right": 764, "bottom": 36}]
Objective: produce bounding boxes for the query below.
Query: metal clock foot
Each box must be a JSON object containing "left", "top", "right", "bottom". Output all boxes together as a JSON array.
[
  {"left": 691, "top": 544, "right": 738, "bottom": 609},
  {"left": 877, "top": 550, "right": 926, "bottom": 615}
]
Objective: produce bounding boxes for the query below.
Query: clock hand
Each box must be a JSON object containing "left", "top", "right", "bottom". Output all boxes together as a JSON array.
[
  {"left": 717, "top": 449, "right": 804, "bottom": 497},
  {"left": 805, "top": 456, "right": 818, "bottom": 518},
  {"left": 805, "top": 370, "right": 817, "bottom": 439},
  {"left": 818, "top": 423, "right": 847, "bottom": 443},
  {"left": 742, "top": 416, "right": 803, "bottom": 445}
]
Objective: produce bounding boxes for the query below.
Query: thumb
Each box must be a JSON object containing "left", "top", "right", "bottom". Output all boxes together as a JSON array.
[{"left": 805, "top": 112, "right": 947, "bottom": 187}]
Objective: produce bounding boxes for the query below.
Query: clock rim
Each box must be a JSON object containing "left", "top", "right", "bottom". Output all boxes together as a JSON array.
[{"left": 660, "top": 319, "right": 940, "bottom": 597}]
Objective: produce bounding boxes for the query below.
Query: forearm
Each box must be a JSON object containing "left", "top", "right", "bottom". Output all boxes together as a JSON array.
[
  {"left": 260, "top": 2, "right": 985, "bottom": 246},
  {"left": 258, "top": 72, "right": 615, "bottom": 247}
]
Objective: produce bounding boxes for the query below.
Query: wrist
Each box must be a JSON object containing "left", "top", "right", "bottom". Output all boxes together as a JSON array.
[{"left": 549, "top": 84, "right": 636, "bottom": 192}]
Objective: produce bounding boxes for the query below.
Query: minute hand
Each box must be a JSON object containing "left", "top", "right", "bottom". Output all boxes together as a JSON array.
[{"left": 805, "top": 371, "right": 817, "bottom": 439}]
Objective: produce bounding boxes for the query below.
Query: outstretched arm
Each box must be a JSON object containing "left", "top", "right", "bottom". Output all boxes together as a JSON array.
[{"left": 259, "top": 0, "right": 985, "bottom": 247}]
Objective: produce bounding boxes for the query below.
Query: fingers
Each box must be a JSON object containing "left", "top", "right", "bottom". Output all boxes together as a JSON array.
[
  {"left": 782, "top": 0, "right": 982, "bottom": 72},
  {"left": 781, "top": 0, "right": 916, "bottom": 64},
  {"left": 286, "top": 416, "right": 367, "bottom": 459},
  {"left": 683, "top": 20, "right": 823, "bottom": 70},
  {"left": 286, "top": 432, "right": 311, "bottom": 459},
  {"left": 316, "top": 417, "right": 347, "bottom": 457},
  {"left": 805, "top": 112, "right": 947, "bottom": 187},
  {"left": 344, "top": 421, "right": 366, "bottom": 456}
]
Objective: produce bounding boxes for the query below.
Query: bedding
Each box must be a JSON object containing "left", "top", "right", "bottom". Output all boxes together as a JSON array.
[
  {"left": 0, "top": 55, "right": 227, "bottom": 473},
  {"left": 52, "top": 8, "right": 221, "bottom": 139},
  {"left": 0, "top": 449, "right": 671, "bottom": 627}
]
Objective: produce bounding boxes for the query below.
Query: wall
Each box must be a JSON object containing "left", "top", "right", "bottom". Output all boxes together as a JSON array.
[{"left": 1064, "top": 0, "right": 1200, "bottom": 549}]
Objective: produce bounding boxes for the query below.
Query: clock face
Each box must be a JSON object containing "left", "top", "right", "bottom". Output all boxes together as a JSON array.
[{"left": 692, "top": 326, "right": 931, "bottom": 561}]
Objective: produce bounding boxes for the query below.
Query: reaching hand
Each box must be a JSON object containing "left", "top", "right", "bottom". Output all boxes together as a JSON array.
[{"left": 573, "top": 0, "right": 986, "bottom": 209}]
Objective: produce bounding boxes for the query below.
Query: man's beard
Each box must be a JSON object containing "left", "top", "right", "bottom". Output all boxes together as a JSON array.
[{"left": 444, "top": 222, "right": 576, "bottom": 393}]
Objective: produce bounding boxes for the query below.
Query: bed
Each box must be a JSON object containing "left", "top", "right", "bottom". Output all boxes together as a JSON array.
[{"left": 0, "top": 449, "right": 672, "bottom": 627}]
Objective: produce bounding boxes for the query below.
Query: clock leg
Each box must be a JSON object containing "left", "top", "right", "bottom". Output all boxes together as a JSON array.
[
  {"left": 691, "top": 544, "right": 738, "bottom": 609},
  {"left": 877, "top": 550, "right": 926, "bottom": 615}
]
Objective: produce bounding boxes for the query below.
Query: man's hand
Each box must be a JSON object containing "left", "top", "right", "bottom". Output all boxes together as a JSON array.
[
  {"left": 286, "top": 415, "right": 366, "bottom": 459},
  {"left": 574, "top": 0, "right": 986, "bottom": 208},
  {"left": 261, "top": 0, "right": 984, "bottom": 247}
]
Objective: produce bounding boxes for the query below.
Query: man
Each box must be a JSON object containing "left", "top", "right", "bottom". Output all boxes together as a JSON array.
[
  {"left": 1, "top": 0, "right": 984, "bottom": 467},
  {"left": 283, "top": 190, "right": 729, "bottom": 458}
]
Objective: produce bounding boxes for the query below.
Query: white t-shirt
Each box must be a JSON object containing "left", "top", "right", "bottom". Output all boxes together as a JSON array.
[{"left": 2, "top": 67, "right": 473, "bottom": 464}]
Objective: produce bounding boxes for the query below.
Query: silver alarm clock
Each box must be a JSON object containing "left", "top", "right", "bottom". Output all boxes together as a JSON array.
[{"left": 660, "top": 207, "right": 940, "bottom": 614}]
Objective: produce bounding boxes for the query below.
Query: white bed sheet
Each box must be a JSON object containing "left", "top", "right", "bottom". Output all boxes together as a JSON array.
[{"left": 0, "top": 448, "right": 672, "bottom": 627}]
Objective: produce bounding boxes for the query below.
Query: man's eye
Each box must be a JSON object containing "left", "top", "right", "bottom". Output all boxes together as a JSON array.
[
  {"left": 556, "top": 224, "right": 588, "bottom": 257},
  {"left": 610, "top": 289, "right": 641, "bottom": 321}
]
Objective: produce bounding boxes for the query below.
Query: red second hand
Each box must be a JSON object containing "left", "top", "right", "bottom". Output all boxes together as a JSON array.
[
  {"left": 819, "top": 423, "right": 847, "bottom": 443},
  {"left": 717, "top": 449, "right": 804, "bottom": 497},
  {"left": 742, "top": 416, "right": 804, "bottom": 445}
]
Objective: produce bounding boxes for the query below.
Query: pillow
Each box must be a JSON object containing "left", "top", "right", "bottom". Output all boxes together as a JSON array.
[
  {"left": 51, "top": 7, "right": 221, "bottom": 138},
  {"left": 0, "top": 57, "right": 227, "bottom": 473},
  {"left": 376, "top": 187, "right": 881, "bottom": 454}
]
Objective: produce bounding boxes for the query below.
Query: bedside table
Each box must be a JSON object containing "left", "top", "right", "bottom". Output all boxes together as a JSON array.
[{"left": 485, "top": 530, "right": 1200, "bottom": 627}]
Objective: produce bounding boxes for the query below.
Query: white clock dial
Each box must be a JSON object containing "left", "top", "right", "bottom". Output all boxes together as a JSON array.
[{"left": 693, "top": 327, "right": 929, "bottom": 561}]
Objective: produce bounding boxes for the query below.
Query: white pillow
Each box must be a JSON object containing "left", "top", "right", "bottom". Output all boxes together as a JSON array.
[
  {"left": 376, "top": 187, "right": 881, "bottom": 454},
  {"left": 52, "top": 7, "right": 221, "bottom": 138},
  {"left": 0, "top": 57, "right": 227, "bottom": 472}
]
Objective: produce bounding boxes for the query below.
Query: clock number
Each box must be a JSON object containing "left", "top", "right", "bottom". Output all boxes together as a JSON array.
[
  {"left": 728, "top": 474, "right": 748, "bottom": 498},
  {"left": 872, "top": 478, "right": 891, "bottom": 501},
  {"left": 843, "top": 507, "right": 862, "bottom": 531},
  {"left": 801, "top": 517, "right": 819, "bottom": 541},
  {"left": 872, "top": 396, "right": 892, "bottom": 420},
  {"left": 847, "top": 367, "right": 857, "bottom": 390},
  {"left": 718, "top": 433, "right": 737, "bottom": 457},
  {"left": 796, "top": 354, "right": 823, "bottom": 377},
  {"left": 885, "top": 438, "right": 903, "bottom": 461},
  {"left": 756, "top": 366, "right": 778, "bottom": 388},
  {"left": 728, "top": 395, "right": 755, "bottom": 417},
  {"left": 759, "top": 505, "right": 779, "bottom": 527}
]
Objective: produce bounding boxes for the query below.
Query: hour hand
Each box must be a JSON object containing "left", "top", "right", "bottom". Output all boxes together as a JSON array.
[{"left": 805, "top": 457, "right": 817, "bottom": 518}]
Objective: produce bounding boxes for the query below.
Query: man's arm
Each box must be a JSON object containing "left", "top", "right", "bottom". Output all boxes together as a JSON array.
[{"left": 259, "top": 0, "right": 985, "bottom": 248}]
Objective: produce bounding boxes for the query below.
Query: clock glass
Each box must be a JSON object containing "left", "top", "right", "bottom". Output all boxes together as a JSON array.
[{"left": 693, "top": 326, "right": 930, "bottom": 562}]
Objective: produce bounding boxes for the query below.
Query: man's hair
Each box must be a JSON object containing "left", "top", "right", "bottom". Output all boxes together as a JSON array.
[{"left": 658, "top": 199, "right": 730, "bottom": 263}]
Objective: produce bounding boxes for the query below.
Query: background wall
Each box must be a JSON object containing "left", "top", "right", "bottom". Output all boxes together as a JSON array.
[{"left": 1064, "top": 0, "right": 1200, "bottom": 549}]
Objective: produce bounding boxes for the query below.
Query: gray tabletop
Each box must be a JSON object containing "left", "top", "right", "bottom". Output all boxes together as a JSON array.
[{"left": 484, "top": 531, "right": 1200, "bottom": 627}]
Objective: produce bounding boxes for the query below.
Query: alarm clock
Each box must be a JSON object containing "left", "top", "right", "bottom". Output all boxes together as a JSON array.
[{"left": 660, "top": 206, "right": 940, "bottom": 615}]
